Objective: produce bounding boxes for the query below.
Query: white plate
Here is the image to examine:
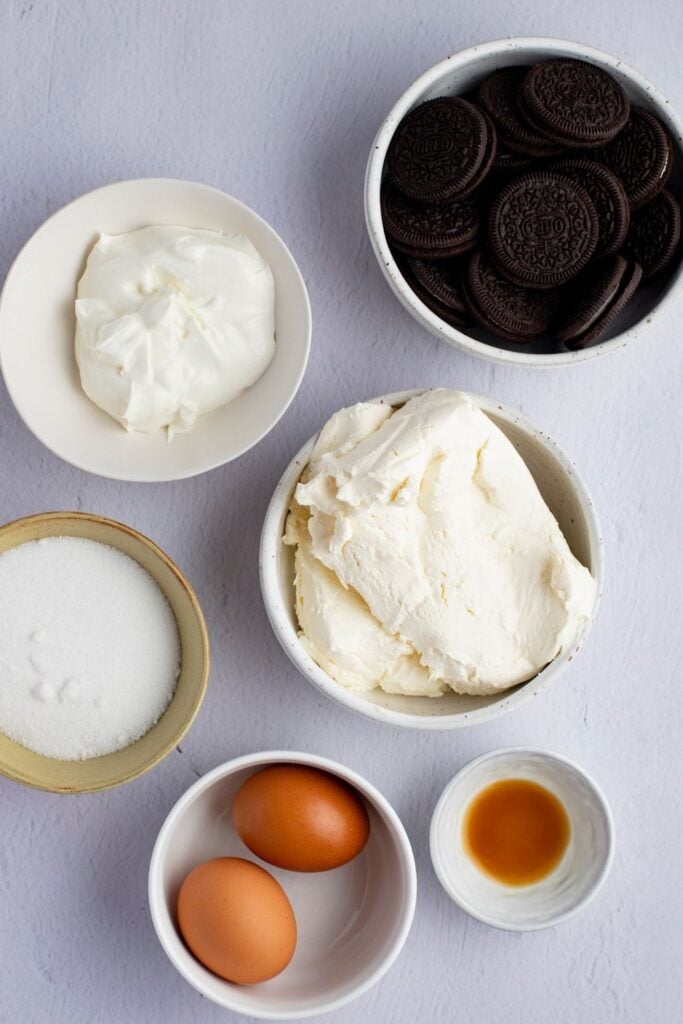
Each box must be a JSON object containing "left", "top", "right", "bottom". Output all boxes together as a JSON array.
[
  {"left": 148, "top": 751, "right": 416, "bottom": 1019},
  {"left": 0, "top": 178, "right": 311, "bottom": 481}
]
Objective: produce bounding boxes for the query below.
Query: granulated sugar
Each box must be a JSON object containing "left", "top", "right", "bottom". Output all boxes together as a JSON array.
[{"left": 0, "top": 536, "right": 180, "bottom": 760}]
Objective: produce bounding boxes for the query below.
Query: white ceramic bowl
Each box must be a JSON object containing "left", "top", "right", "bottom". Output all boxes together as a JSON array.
[
  {"left": 430, "top": 747, "right": 615, "bottom": 930},
  {"left": 365, "top": 37, "right": 683, "bottom": 367},
  {"left": 260, "top": 389, "right": 603, "bottom": 730},
  {"left": 148, "top": 750, "right": 416, "bottom": 1019},
  {"left": 0, "top": 178, "right": 311, "bottom": 481}
]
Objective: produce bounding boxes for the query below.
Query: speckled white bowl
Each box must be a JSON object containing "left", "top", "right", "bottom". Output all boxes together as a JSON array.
[
  {"left": 365, "top": 37, "right": 683, "bottom": 366},
  {"left": 430, "top": 748, "right": 615, "bottom": 930},
  {"left": 260, "top": 389, "right": 603, "bottom": 730},
  {"left": 149, "top": 750, "right": 416, "bottom": 1019}
]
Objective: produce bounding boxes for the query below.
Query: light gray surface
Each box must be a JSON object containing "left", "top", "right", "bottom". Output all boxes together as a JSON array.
[{"left": 0, "top": 1, "right": 681, "bottom": 1022}]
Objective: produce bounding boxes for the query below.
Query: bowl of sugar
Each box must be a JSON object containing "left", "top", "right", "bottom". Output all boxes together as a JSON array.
[{"left": 0, "top": 511, "right": 210, "bottom": 793}]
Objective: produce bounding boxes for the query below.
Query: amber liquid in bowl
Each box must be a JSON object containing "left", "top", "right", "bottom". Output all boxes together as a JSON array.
[{"left": 463, "top": 778, "right": 571, "bottom": 886}]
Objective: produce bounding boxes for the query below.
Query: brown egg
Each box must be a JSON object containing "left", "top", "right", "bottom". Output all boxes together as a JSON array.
[
  {"left": 232, "top": 764, "right": 371, "bottom": 872},
  {"left": 176, "top": 857, "right": 296, "bottom": 984}
]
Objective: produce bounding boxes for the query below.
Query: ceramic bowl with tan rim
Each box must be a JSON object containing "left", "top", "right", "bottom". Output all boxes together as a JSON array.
[
  {"left": 260, "top": 389, "right": 603, "bottom": 730},
  {"left": 0, "top": 512, "right": 210, "bottom": 793},
  {"left": 364, "top": 37, "right": 683, "bottom": 366}
]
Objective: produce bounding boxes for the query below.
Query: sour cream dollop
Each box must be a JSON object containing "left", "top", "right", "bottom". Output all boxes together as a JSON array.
[{"left": 75, "top": 226, "right": 275, "bottom": 437}]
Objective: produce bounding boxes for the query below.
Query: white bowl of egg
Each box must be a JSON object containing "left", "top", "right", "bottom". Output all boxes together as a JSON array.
[
  {"left": 0, "top": 178, "right": 311, "bottom": 481},
  {"left": 430, "top": 747, "right": 615, "bottom": 930},
  {"left": 260, "top": 388, "right": 603, "bottom": 729},
  {"left": 148, "top": 750, "right": 416, "bottom": 1019}
]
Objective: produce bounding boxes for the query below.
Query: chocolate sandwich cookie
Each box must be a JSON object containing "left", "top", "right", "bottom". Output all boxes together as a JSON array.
[
  {"left": 478, "top": 66, "right": 562, "bottom": 157},
  {"left": 488, "top": 171, "right": 599, "bottom": 289},
  {"left": 381, "top": 186, "right": 480, "bottom": 259},
  {"left": 550, "top": 158, "right": 630, "bottom": 256},
  {"left": 463, "top": 249, "right": 559, "bottom": 342},
  {"left": 554, "top": 254, "right": 642, "bottom": 348},
  {"left": 622, "top": 188, "right": 681, "bottom": 279},
  {"left": 474, "top": 107, "right": 499, "bottom": 187},
  {"left": 520, "top": 59, "right": 630, "bottom": 147},
  {"left": 405, "top": 257, "right": 470, "bottom": 325},
  {"left": 407, "top": 256, "right": 468, "bottom": 311},
  {"left": 516, "top": 91, "right": 600, "bottom": 150},
  {"left": 594, "top": 107, "right": 673, "bottom": 208},
  {"left": 492, "top": 148, "right": 534, "bottom": 174},
  {"left": 386, "top": 97, "right": 490, "bottom": 202}
]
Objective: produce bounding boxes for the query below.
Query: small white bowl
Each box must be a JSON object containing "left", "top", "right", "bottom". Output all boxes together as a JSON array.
[
  {"left": 148, "top": 750, "right": 416, "bottom": 1020},
  {"left": 0, "top": 178, "right": 311, "bottom": 481},
  {"left": 430, "top": 747, "right": 615, "bottom": 930},
  {"left": 260, "top": 389, "right": 603, "bottom": 730},
  {"left": 365, "top": 37, "right": 683, "bottom": 367}
]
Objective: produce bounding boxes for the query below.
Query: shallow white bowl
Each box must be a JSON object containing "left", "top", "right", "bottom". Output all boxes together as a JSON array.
[
  {"left": 0, "top": 178, "right": 311, "bottom": 481},
  {"left": 365, "top": 37, "right": 683, "bottom": 367},
  {"left": 148, "top": 750, "right": 416, "bottom": 1019},
  {"left": 430, "top": 747, "right": 615, "bottom": 930},
  {"left": 260, "top": 389, "right": 603, "bottom": 730}
]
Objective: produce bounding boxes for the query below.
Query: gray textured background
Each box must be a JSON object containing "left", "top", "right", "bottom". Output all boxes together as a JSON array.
[{"left": 1, "top": 1, "right": 682, "bottom": 1022}]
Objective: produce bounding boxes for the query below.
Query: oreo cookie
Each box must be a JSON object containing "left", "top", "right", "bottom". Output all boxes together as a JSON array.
[
  {"left": 550, "top": 158, "right": 630, "bottom": 256},
  {"left": 463, "top": 249, "right": 559, "bottom": 341},
  {"left": 402, "top": 258, "right": 471, "bottom": 328},
  {"left": 478, "top": 67, "right": 561, "bottom": 157},
  {"left": 386, "top": 97, "right": 490, "bottom": 202},
  {"left": 554, "top": 254, "right": 642, "bottom": 348},
  {"left": 622, "top": 188, "right": 681, "bottom": 279},
  {"left": 492, "top": 148, "right": 534, "bottom": 174},
  {"left": 381, "top": 186, "right": 480, "bottom": 259},
  {"left": 488, "top": 171, "right": 600, "bottom": 289},
  {"left": 594, "top": 107, "right": 673, "bottom": 208},
  {"left": 520, "top": 59, "right": 630, "bottom": 146},
  {"left": 406, "top": 257, "right": 469, "bottom": 318},
  {"left": 473, "top": 107, "right": 499, "bottom": 188}
]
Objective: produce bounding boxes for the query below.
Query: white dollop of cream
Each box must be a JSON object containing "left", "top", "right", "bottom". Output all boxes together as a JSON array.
[
  {"left": 284, "top": 389, "right": 597, "bottom": 697},
  {"left": 75, "top": 226, "right": 275, "bottom": 437}
]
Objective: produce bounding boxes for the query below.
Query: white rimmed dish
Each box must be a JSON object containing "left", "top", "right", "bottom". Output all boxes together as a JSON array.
[
  {"left": 365, "top": 37, "right": 683, "bottom": 366},
  {"left": 0, "top": 178, "right": 311, "bottom": 481},
  {"left": 260, "top": 388, "right": 603, "bottom": 730},
  {"left": 430, "top": 747, "right": 615, "bottom": 930},
  {"left": 148, "top": 750, "right": 416, "bottom": 1020}
]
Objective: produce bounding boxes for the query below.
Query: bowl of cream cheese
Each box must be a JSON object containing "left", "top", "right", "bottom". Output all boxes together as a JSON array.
[
  {"left": 0, "top": 178, "right": 311, "bottom": 481},
  {"left": 260, "top": 389, "right": 603, "bottom": 729}
]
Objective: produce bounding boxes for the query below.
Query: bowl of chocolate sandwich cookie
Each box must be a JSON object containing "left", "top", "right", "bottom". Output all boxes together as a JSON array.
[{"left": 365, "top": 37, "right": 683, "bottom": 366}]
